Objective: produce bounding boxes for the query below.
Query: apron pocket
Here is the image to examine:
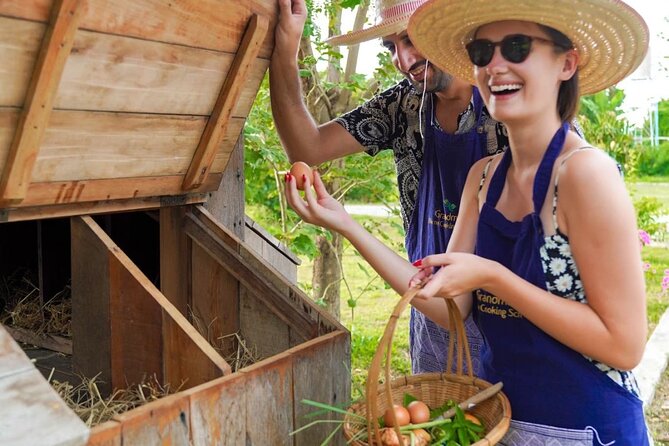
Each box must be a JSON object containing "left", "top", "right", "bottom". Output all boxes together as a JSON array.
[{"left": 500, "top": 420, "right": 596, "bottom": 446}]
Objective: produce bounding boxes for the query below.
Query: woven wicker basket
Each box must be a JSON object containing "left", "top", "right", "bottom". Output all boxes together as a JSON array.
[{"left": 343, "top": 286, "right": 511, "bottom": 445}]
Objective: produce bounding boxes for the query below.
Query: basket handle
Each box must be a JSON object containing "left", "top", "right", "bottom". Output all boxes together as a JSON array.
[{"left": 365, "top": 285, "right": 474, "bottom": 444}]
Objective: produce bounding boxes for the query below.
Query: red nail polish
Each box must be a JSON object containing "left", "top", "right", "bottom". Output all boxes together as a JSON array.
[
  {"left": 412, "top": 259, "right": 422, "bottom": 267},
  {"left": 302, "top": 174, "right": 307, "bottom": 183}
]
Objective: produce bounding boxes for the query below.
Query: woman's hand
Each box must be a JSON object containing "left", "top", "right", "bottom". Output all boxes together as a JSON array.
[
  {"left": 284, "top": 170, "right": 355, "bottom": 234},
  {"left": 410, "top": 253, "right": 499, "bottom": 300}
]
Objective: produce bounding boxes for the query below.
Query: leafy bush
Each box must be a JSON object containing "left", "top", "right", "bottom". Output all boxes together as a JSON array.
[
  {"left": 637, "top": 141, "right": 669, "bottom": 177},
  {"left": 579, "top": 88, "right": 640, "bottom": 177}
]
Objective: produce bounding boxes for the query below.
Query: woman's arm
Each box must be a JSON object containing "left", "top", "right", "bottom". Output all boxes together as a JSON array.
[{"left": 285, "top": 171, "right": 459, "bottom": 328}]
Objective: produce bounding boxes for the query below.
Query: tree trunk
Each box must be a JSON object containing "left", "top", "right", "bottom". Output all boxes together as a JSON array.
[{"left": 312, "top": 231, "right": 343, "bottom": 319}]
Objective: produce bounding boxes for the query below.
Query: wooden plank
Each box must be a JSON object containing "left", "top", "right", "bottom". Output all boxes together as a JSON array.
[
  {"left": 108, "top": 251, "right": 164, "bottom": 388},
  {"left": 23, "top": 175, "right": 220, "bottom": 207},
  {"left": 0, "top": 0, "right": 278, "bottom": 58},
  {"left": 244, "top": 216, "right": 300, "bottom": 283},
  {"left": 112, "top": 393, "right": 190, "bottom": 446},
  {"left": 87, "top": 421, "right": 121, "bottom": 446},
  {"left": 239, "top": 287, "right": 290, "bottom": 360},
  {"left": 1, "top": 191, "right": 211, "bottom": 223},
  {"left": 0, "top": 325, "right": 89, "bottom": 446},
  {"left": 159, "top": 206, "right": 191, "bottom": 315},
  {"left": 3, "top": 326, "right": 72, "bottom": 355},
  {"left": 71, "top": 216, "right": 113, "bottom": 395},
  {"left": 239, "top": 353, "right": 294, "bottom": 445},
  {"left": 75, "top": 216, "right": 230, "bottom": 390},
  {"left": 187, "top": 373, "right": 247, "bottom": 446},
  {"left": 183, "top": 209, "right": 319, "bottom": 341},
  {"left": 204, "top": 136, "right": 245, "bottom": 239},
  {"left": 0, "top": 0, "right": 84, "bottom": 204},
  {"left": 0, "top": 109, "right": 244, "bottom": 184},
  {"left": 183, "top": 14, "right": 269, "bottom": 190},
  {"left": 191, "top": 242, "right": 240, "bottom": 358},
  {"left": 0, "top": 18, "right": 268, "bottom": 117},
  {"left": 291, "top": 331, "right": 351, "bottom": 446}
]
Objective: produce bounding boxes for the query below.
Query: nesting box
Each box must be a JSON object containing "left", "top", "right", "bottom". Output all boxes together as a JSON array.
[{"left": 0, "top": 1, "right": 350, "bottom": 445}]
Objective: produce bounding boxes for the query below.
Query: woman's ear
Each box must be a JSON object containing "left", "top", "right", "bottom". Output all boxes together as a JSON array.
[{"left": 559, "top": 49, "right": 579, "bottom": 81}]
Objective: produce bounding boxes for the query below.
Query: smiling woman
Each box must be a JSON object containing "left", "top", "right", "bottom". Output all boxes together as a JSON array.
[{"left": 405, "top": 0, "right": 652, "bottom": 443}]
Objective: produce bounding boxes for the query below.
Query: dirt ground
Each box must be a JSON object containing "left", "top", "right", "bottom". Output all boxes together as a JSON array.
[{"left": 647, "top": 365, "right": 669, "bottom": 443}]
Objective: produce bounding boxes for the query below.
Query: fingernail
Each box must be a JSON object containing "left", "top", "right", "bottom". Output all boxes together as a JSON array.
[
  {"left": 412, "top": 259, "right": 422, "bottom": 267},
  {"left": 302, "top": 174, "right": 307, "bottom": 183},
  {"left": 285, "top": 173, "right": 292, "bottom": 182}
]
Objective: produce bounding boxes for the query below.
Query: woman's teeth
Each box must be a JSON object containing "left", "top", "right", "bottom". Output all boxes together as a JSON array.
[{"left": 490, "top": 84, "right": 522, "bottom": 95}]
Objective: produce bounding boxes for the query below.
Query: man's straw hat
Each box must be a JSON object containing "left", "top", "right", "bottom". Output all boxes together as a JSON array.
[
  {"left": 327, "top": 0, "right": 428, "bottom": 46},
  {"left": 407, "top": 0, "right": 649, "bottom": 95}
]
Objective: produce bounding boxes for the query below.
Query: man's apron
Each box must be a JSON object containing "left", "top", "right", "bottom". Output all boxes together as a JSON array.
[
  {"left": 475, "top": 122, "right": 648, "bottom": 444},
  {"left": 405, "top": 87, "right": 487, "bottom": 374}
]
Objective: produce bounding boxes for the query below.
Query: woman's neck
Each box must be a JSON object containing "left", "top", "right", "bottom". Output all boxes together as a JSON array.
[{"left": 506, "top": 114, "right": 564, "bottom": 169}]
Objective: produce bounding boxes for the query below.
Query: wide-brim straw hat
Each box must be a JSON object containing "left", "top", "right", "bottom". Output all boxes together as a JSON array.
[
  {"left": 407, "top": 0, "right": 649, "bottom": 95},
  {"left": 327, "top": 0, "right": 429, "bottom": 46}
]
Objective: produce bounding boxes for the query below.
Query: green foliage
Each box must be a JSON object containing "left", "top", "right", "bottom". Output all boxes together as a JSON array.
[
  {"left": 643, "top": 246, "right": 669, "bottom": 329},
  {"left": 578, "top": 87, "right": 639, "bottom": 176},
  {"left": 373, "top": 50, "right": 404, "bottom": 91},
  {"left": 637, "top": 141, "right": 669, "bottom": 177},
  {"left": 634, "top": 196, "right": 666, "bottom": 238}
]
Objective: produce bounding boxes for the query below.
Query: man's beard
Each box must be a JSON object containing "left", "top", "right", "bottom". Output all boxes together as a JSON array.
[{"left": 408, "top": 64, "right": 453, "bottom": 94}]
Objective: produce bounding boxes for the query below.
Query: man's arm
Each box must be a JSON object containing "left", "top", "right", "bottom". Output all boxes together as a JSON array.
[{"left": 270, "top": 0, "right": 364, "bottom": 165}]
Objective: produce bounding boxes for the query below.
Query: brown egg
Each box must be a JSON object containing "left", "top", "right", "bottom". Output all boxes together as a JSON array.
[
  {"left": 383, "top": 404, "right": 411, "bottom": 427},
  {"left": 407, "top": 400, "right": 430, "bottom": 424},
  {"left": 289, "top": 161, "right": 314, "bottom": 190}
]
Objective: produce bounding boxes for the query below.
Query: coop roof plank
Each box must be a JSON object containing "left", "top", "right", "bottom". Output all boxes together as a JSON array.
[
  {"left": 182, "top": 14, "right": 269, "bottom": 191},
  {"left": 0, "top": 0, "right": 83, "bottom": 205}
]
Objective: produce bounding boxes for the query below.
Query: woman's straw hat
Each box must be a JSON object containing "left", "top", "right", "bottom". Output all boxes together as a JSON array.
[
  {"left": 407, "top": 0, "right": 649, "bottom": 95},
  {"left": 327, "top": 0, "right": 428, "bottom": 46}
]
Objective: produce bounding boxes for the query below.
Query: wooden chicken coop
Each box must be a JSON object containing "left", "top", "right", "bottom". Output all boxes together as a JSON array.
[{"left": 0, "top": 1, "right": 350, "bottom": 445}]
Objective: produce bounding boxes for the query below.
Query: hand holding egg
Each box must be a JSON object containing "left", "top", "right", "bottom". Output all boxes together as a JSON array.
[{"left": 289, "top": 161, "right": 314, "bottom": 190}]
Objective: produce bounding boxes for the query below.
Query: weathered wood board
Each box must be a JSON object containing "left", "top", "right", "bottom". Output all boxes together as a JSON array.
[
  {"left": 86, "top": 331, "right": 350, "bottom": 446},
  {"left": 0, "top": 324, "right": 89, "bottom": 446},
  {"left": 0, "top": 0, "right": 277, "bottom": 219}
]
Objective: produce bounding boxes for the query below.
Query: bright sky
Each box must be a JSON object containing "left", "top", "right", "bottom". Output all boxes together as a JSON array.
[{"left": 329, "top": 0, "right": 669, "bottom": 128}]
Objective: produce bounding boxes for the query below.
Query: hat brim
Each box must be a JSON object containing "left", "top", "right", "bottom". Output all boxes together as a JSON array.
[
  {"left": 326, "top": 17, "right": 409, "bottom": 46},
  {"left": 407, "top": 0, "right": 649, "bottom": 95}
]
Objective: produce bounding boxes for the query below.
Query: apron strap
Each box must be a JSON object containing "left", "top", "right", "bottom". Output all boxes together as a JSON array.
[
  {"left": 531, "top": 122, "right": 569, "bottom": 213},
  {"left": 550, "top": 145, "right": 596, "bottom": 233}
]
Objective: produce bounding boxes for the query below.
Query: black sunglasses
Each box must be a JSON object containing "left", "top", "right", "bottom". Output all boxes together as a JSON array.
[{"left": 466, "top": 34, "right": 569, "bottom": 67}]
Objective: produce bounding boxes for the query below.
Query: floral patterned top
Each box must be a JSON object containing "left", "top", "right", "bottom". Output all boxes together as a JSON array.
[{"left": 539, "top": 148, "right": 641, "bottom": 397}]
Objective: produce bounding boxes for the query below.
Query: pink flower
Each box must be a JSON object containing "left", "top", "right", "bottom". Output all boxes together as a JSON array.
[
  {"left": 638, "top": 230, "right": 652, "bottom": 246},
  {"left": 642, "top": 262, "right": 651, "bottom": 272}
]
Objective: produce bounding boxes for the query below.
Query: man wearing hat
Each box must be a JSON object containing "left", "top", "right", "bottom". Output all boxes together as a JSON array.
[{"left": 270, "top": 0, "right": 510, "bottom": 375}]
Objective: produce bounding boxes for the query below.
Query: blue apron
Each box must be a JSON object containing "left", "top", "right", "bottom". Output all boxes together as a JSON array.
[
  {"left": 406, "top": 87, "right": 487, "bottom": 375},
  {"left": 475, "top": 122, "right": 648, "bottom": 444}
]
